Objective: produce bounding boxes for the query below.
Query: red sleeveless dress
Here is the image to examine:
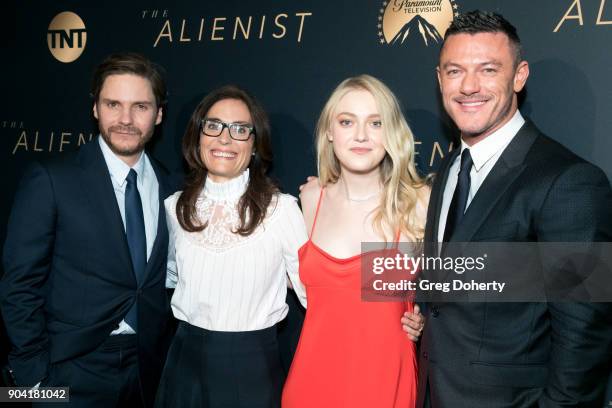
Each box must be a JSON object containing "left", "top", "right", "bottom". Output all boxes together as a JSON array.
[{"left": 282, "top": 189, "right": 417, "bottom": 408}]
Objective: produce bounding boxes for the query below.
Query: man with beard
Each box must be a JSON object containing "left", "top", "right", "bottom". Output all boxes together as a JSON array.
[
  {"left": 1, "top": 52, "right": 177, "bottom": 407},
  {"left": 402, "top": 10, "right": 612, "bottom": 407}
]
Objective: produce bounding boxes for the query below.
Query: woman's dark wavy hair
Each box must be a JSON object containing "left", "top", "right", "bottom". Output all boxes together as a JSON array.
[{"left": 176, "top": 85, "right": 278, "bottom": 236}]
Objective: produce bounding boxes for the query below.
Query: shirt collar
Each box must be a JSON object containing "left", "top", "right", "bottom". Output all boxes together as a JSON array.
[
  {"left": 203, "top": 169, "right": 250, "bottom": 201},
  {"left": 98, "top": 135, "right": 146, "bottom": 186},
  {"left": 460, "top": 110, "right": 525, "bottom": 172}
]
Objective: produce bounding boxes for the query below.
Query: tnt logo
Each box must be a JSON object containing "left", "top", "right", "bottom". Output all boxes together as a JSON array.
[{"left": 47, "top": 11, "right": 87, "bottom": 63}]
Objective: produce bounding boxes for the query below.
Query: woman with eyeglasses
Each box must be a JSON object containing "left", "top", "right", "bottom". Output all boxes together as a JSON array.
[{"left": 154, "top": 85, "right": 307, "bottom": 408}]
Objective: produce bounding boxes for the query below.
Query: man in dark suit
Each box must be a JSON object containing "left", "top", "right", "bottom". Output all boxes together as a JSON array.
[
  {"left": 404, "top": 10, "right": 612, "bottom": 407},
  {"left": 1, "top": 52, "right": 176, "bottom": 407}
]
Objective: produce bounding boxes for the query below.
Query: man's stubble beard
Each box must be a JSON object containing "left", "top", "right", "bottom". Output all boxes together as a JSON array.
[{"left": 101, "top": 125, "right": 153, "bottom": 157}]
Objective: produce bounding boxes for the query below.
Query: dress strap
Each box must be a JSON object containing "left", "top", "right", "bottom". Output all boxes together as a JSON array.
[
  {"left": 309, "top": 188, "right": 325, "bottom": 239},
  {"left": 393, "top": 229, "right": 401, "bottom": 250}
]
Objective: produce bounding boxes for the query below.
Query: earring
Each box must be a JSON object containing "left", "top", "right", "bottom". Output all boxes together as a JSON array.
[{"left": 252, "top": 151, "right": 256, "bottom": 156}]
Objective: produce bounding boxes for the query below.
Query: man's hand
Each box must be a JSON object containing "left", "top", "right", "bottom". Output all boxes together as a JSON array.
[{"left": 401, "top": 304, "right": 425, "bottom": 342}]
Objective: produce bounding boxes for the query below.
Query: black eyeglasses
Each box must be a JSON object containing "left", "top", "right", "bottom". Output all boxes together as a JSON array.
[{"left": 200, "top": 119, "right": 255, "bottom": 141}]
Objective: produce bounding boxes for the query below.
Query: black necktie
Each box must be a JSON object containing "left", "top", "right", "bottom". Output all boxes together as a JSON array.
[
  {"left": 124, "top": 169, "right": 146, "bottom": 330},
  {"left": 443, "top": 149, "right": 473, "bottom": 242}
]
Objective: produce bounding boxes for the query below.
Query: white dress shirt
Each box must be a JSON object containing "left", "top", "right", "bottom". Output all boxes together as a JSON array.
[
  {"left": 99, "top": 136, "right": 159, "bottom": 334},
  {"left": 165, "top": 169, "right": 307, "bottom": 332},
  {"left": 437, "top": 111, "right": 525, "bottom": 243}
]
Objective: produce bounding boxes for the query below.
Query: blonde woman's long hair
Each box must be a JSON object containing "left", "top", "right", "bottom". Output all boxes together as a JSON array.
[{"left": 315, "top": 74, "right": 425, "bottom": 241}]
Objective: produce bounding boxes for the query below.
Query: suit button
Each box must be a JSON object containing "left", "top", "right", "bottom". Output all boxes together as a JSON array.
[
  {"left": 422, "top": 352, "right": 428, "bottom": 360},
  {"left": 431, "top": 306, "right": 439, "bottom": 317},
  {"left": 137, "top": 289, "right": 142, "bottom": 295}
]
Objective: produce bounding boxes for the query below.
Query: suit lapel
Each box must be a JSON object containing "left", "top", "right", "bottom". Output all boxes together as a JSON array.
[
  {"left": 425, "top": 147, "right": 460, "bottom": 246},
  {"left": 450, "top": 122, "right": 539, "bottom": 243},
  {"left": 143, "top": 157, "right": 169, "bottom": 284},
  {"left": 77, "top": 140, "right": 135, "bottom": 285}
]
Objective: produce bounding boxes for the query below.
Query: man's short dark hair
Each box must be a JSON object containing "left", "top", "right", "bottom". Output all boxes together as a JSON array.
[
  {"left": 443, "top": 10, "right": 523, "bottom": 66},
  {"left": 91, "top": 52, "right": 167, "bottom": 108}
]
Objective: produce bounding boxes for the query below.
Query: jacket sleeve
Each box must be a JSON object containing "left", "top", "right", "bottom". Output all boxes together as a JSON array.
[
  {"left": 537, "top": 162, "right": 612, "bottom": 406},
  {"left": 1, "top": 162, "right": 57, "bottom": 386}
]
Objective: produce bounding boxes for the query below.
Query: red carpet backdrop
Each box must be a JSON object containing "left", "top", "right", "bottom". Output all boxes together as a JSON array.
[{"left": 1, "top": 0, "right": 611, "bottom": 390}]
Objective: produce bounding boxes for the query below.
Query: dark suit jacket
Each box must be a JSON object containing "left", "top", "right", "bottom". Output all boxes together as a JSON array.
[
  {"left": 418, "top": 121, "right": 612, "bottom": 407},
  {"left": 1, "top": 140, "right": 177, "bottom": 406}
]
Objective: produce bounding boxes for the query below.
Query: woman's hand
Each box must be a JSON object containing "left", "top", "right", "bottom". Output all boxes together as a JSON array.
[
  {"left": 299, "top": 176, "right": 319, "bottom": 192},
  {"left": 401, "top": 304, "right": 425, "bottom": 342}
]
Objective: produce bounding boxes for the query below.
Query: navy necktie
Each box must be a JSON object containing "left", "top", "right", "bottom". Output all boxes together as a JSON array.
[
  {"left": 124, "top": 169, "right": 146, "bottom": 330},
  {"left": 443, "top": 148, "right": 473, "bottom": 243}
]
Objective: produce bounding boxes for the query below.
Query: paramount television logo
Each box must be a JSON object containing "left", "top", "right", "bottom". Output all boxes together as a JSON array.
[{"left": 377, "top": 0, "right": 460, "bottom": 46}]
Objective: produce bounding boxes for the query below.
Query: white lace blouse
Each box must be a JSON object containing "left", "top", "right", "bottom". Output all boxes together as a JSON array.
[{"left": 165, "top": 169, "right": 307, "bottom": 331}]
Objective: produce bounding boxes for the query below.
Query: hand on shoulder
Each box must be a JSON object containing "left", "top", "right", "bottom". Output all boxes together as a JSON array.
[
  {"left": 299, "top": 177, "right": 321, "bottom": 205},
  {"left": 298, "top": 176, "right": 322, "bottom": 234}
]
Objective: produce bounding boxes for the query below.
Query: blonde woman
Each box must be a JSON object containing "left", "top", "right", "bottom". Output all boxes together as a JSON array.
[{"left": 282, "top": 75, "right": 429, "bottom": 407}]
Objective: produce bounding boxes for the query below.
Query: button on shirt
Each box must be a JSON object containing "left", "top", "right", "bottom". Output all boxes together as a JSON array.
[
  {"left": 98, "top": 136, "right": 159, "bottom": 334},
  {"left": 437, "top": 111, "right": 525, "bottom": 243}
]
